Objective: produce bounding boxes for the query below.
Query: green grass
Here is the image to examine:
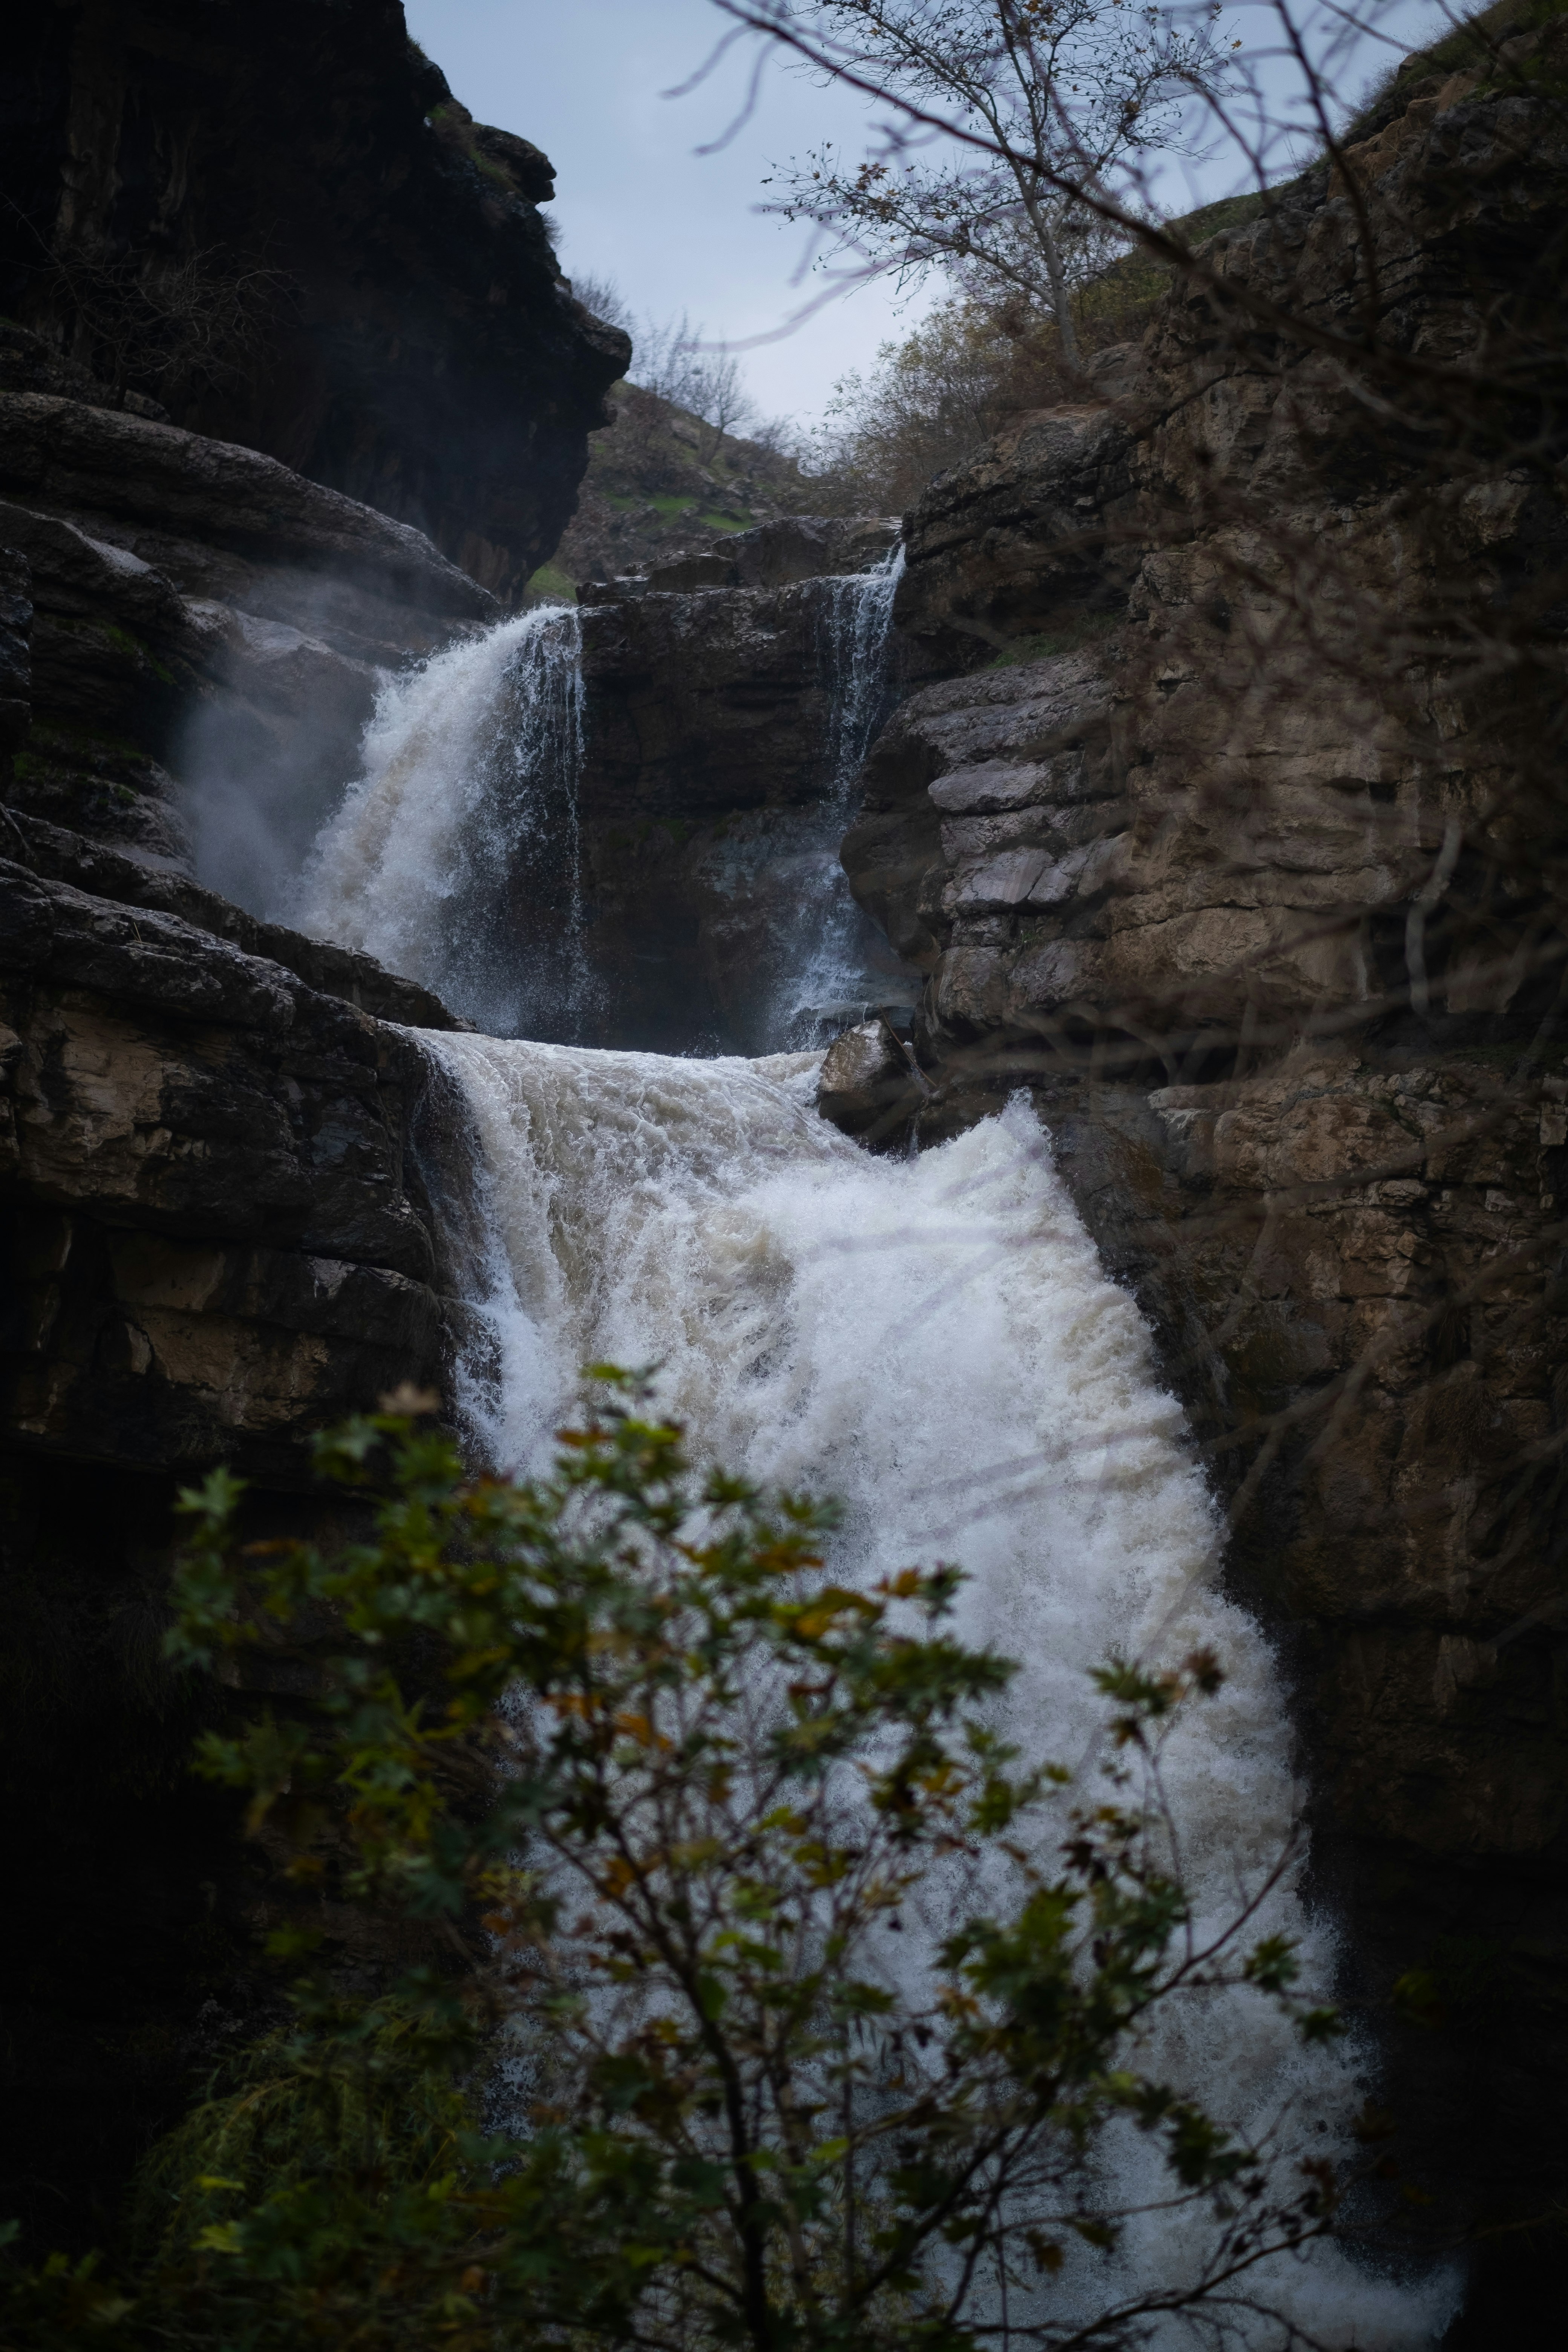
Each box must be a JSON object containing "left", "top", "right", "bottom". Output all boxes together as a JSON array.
[
  {"left": 986, "top": 611, "right": 1121, "bottom": 669},
  {"left": 524, "top": 560, "right": 577, "bottom": 603}
]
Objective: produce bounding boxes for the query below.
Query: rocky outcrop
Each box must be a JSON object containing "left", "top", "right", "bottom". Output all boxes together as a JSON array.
[
  {"left": 575, "top": 518, "right": 928, "bottom": 1051},
  {"left": 0, "top": 840, "right": 482, "bottom": 2248},
  {"left": 0, "top": 0, "right": 622, "bottom": 2236},
  {"left": 0, "top": 384, "right": 495, "bottom": 896},
  {"left": 0, "top": 860, "right": 463, "bottom": 1478},
  {"left": 1, "top": 0, "right": 628, "bottom": 599},
  {"left": 834, "top": 40, "right": 1568, "bottom": 2324}
]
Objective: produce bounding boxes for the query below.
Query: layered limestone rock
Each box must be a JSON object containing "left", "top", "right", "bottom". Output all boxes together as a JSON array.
[
  {"left": 0, "top": 385, "right": 495, "bottom": 892},
  {"left": 836, "top": 41, "right": 1568, "bottom": 2309},
  {"left": 0, "top": 845, "right": 482, "bottom": 2248},
  {"left": 0, "top": 0, "right": 620, "bottom": 2243},
  {"left": 0, "top": 0, "right": 628, "bottom": 597}
]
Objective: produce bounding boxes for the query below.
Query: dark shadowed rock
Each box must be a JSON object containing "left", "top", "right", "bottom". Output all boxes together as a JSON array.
[
  {"left": 0, "top": 0, "right": 628, "bottom": 599},
  {"left": 0, "top": 395, "right": 494, "bottom": 622},
  {"left": 896, "top": 404, "right": 1136, "bottom": 650},
  {"left": 0, "top": 388, "right": 500, "bottom": 878},
  {"left": 816, "top": 1017, "right": 922, "bottom": 1144},
  {"left": 575, "top": 524, "right": 932, "bottom": 1051}
]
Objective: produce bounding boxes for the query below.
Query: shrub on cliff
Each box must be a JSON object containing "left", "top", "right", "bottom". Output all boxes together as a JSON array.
[{"left": 3, "top": 1377, "right": 1348, "bottom": 2350}]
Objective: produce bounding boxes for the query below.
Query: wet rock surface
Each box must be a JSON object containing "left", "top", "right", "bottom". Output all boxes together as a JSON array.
[
  {"left": 815, "top": 1016, "right": 923, "bottom": 1144},
  {"left": 576, "top": 519, "right": 933, "bottom": 1051},
  {"left": 836, "top": 49, "right": 1568, "bottom": 2318}
]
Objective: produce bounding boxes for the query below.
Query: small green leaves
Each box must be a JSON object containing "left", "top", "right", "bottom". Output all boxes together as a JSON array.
[{"left": 26, "top": 1366, "right": 1348, "bottom": 2352}]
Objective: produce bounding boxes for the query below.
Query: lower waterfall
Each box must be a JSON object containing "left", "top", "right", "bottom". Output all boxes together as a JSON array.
[{"left": 415, "top": 1027, "right": 1459, "bottom": 2350}]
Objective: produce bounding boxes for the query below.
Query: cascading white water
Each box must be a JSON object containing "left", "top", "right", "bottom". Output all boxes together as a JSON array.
[
  {"left": 295, "top": 606, "right": 591, "bottom": 1037},
  {"left": 821, "top": 544, "right": 905, "bottom": 796},
  {"left": 303, "top": 534, "right": 1452, "bottom": 2340},
  {"left": 296, "top": 556, "right": 910, "bottom": 1051},
  {"left": 418, "top": 1028, "right": 1458, "bottom": 2349}
]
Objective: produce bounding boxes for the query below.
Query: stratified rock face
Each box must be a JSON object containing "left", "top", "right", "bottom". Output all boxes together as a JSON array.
[
  {"left": 0, "top": 354, "right": 501, "bottom": 2244},
  {"left": 0, "top": 0, "right": 628, "bottom": 600},
  {"left": 0, "top": 858, "right": 461, "bottom": 1479},
  {"left": 839, "top": 48, "right": 1568, "bottom": 2292},
  {"left": 0, "top": 846, "right": 479, "bottom": 2246},
  {"left": 576, "top": 519, "right": 928, "bottom": 1051},
  {"left": 0, "top": 385, "right": 495, "bottom": 891}
]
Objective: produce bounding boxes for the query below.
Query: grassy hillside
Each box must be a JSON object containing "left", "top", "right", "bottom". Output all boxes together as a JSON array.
[{"left": 526, "top": 381, "right": 818, "bottom": 600}]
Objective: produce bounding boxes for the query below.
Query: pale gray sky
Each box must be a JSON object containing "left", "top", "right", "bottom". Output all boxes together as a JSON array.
[
  {"left": 403, "top": 0, "right": 940, "bottom": 425},
  {"left": 403, "top": 0, "right": 1444, "bottom": 427}
]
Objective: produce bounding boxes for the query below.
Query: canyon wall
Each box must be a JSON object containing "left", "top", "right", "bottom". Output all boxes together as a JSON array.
[
  {"left": 0, "top": 2, "right": 622, "bottom": 2243},
  {"left": 0, "top": 490, "right": 478, "bottom": 2237},
  {"left": 830, "top": 39, "right": 1568, "bottom": 2331},
  {"left": 1, "top": 0, "right": 629, "bottom": 599}
]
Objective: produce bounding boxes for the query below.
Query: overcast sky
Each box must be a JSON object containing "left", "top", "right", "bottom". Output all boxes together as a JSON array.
[
  {"left": 403, "top": 0, "right": 943, "bottom": 425},
  {"left": 403, "top": 0, "right": 1442, "bottom": 428}
]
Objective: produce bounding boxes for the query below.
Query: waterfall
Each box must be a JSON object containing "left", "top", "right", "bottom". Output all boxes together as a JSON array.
[
  {"left": 821, "top": 542, "right": 905, "bottom": 798},
  {"left": 417, "top": 1028, "right": 1457, "bottom": 2350},
  {"left": 771, "top": 545, "right": 912, "bottom": 1048},
  {"left": 295, "top": 606, "right": 591, "bottom": 1038},
  {"left": 294, "top": 548, "right": 911, "bottom": 1052}
]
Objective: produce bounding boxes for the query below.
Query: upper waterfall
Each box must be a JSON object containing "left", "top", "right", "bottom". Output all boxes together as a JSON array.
[
  {"left": 294, "top": 546, "right": 910, "bottom": 1051},
  {"left": 295, "top": 605, "right": 591, "bottom": 1039}
]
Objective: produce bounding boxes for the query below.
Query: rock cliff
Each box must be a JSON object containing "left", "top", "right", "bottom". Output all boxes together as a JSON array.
[
  {"left": 0, "top": 384, "right": 495, "bottom": 890},
  {"left": 576, "top": 518, "right": 933, "bottom": 1050},
  {"left": 1, "top": 0, "right": 629, "bottom": 599},
  {"left": 832, "top": 37, "right": 1568, "bottom": 2324},
  {"left": 0, "top": 0, "right": 624, "bottom": 2246}
]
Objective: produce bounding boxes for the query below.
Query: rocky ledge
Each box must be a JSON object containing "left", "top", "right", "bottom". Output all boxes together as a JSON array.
[
  {"left": 574, "top": 516, "right": 931, "bottom": 1050},
  {"left": 830, "top": 35, "right": 1568, "bottom": 2326}
]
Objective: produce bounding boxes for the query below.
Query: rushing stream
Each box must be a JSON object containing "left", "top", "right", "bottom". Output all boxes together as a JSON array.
[
  {"left": 292, "top": 558, "right": 1455, "bottom": 2342},
  {"left": 418, "top": 1034, "right": 1456, "bottom": 2346}
]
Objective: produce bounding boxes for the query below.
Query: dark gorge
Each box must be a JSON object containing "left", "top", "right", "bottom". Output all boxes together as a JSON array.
[{"left": 1, "top": 5, "right": 1565, "bottom": 2344}]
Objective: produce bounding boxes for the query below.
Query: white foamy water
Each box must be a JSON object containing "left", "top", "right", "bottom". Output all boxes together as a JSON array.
[
  {"left": 420, "top": 1027, "right": 1458, "bottom": 2349},
  {"left": 296, "top": 607, "right": 590, "bottom": 1036}
]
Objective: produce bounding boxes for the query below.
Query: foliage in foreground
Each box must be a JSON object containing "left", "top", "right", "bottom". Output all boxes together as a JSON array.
[{"left": 3, "top": 1377, "right": 1348, "bottom": 2350}]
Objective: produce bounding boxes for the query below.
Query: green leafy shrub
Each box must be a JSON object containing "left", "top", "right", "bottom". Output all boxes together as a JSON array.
[{"left": 3, "top": 1375, "right": 1347, "bottom": 2350}]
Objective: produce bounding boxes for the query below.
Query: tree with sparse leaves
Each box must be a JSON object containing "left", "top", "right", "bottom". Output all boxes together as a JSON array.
[{"left": 750, "top": 0, "right": 1233, "bottom": 365}]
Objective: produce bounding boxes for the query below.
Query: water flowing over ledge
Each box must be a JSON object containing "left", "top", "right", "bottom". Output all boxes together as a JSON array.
[
  {"left": 296, "top": 550, "right": 908, "bottom": 1049},
  {"left": 415, "top": 1024, "right": 1458, "bottom": 2350},
  {"left": 297, "top": 605, "right": 591, "bottom": 1038}
]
